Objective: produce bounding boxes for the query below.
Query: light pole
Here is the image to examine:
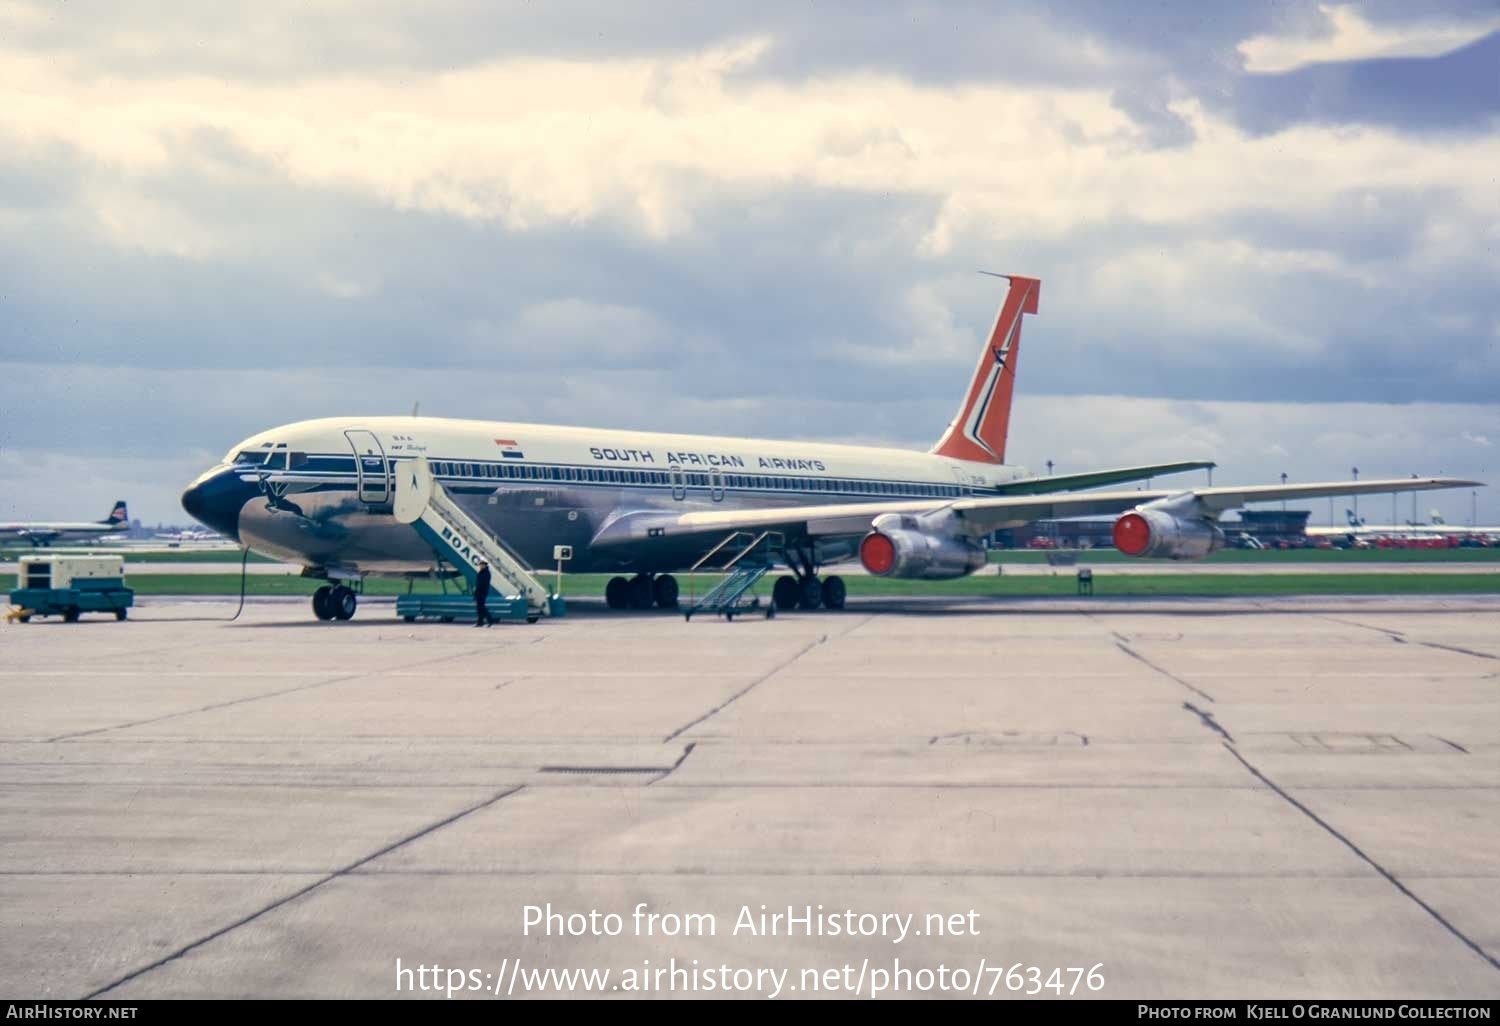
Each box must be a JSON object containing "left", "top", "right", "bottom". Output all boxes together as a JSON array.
[
  {"left": 1046, "top": 460, "right": 1053, "bottom": 476},
  {"left": 1411, "top": 473, "right": 1418, "bottom": 525},
  {"left": 1351, "top": 466, "right": 1359, "bottom": 525},
  {"left": 1475, "top": 490, "right": 1480, "bottom": 528},
  {"left": 1280, "top": 472, "right": 1287, "bottom": 513}
]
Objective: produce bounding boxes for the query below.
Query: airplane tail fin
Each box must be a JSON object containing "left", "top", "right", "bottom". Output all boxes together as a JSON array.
[
  {"left": 102, "top": 501, "right": 128, "bottom": 526},
  {"left": 930, "top": 274, "right": 1040, "bottom": 465}
]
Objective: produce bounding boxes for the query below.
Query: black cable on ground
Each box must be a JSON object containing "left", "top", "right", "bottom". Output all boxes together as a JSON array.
[{"left": 227, "top": 545, "right": 251, "bottom": 621}]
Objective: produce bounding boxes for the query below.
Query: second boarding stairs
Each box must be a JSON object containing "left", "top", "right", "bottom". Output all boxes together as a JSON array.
[
  {"left": 393, "top": 457, "right": 563, "bottom": 623},
  {"left": 684, "top": 530, "right": 782, "bottom": 621}
]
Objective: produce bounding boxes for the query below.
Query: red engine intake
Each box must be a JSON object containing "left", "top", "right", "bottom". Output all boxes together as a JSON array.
[
  {"left": 1112, "top": 513, "right": 1153, "bottom": 556},
  {"left": 859, "top": 532, "right": 897, "bottom": 575},
  {"left": 1112, "top": 508, "right": 1224, "bottom": 560},
  {"left": 858, "top": 523, "right": 986, "bottom": 579}
]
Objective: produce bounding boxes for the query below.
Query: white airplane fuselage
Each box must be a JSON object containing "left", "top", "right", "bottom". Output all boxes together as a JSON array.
[
  {"left": 182, "top": 416, "right": 1031, "bottom": 577},
  {"left": 0, "top": 519, "right": 129, "bottom": 546}
]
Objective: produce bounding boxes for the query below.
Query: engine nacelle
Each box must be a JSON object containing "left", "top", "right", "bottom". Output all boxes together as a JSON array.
[
  {"left": 859, "top": 513, "right": 987, "bottom": 579},
  {"left": 1112, "top": 507, "right": 1225, "bottom": 560}
]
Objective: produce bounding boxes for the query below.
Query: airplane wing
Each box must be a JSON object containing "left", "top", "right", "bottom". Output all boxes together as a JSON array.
[
  {"left": 993, "top": 460, "right": 1216, "bottom": 495},
  {"left": 590, "top": 477, "right": 1482, "bottom": 546},
  {"left": 15, "top": 528, "right": 63, "bottom": 543}
]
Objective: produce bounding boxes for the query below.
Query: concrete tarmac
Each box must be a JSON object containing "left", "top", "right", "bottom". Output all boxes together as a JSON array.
[{"left": 2, "top": 596, "right": 1497, "bottom": 1000}]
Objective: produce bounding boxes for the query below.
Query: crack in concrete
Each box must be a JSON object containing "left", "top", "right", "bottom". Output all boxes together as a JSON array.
[
  {"left": 48, "top": 644, "right": 501, "bottom": 743},
  {"left": 1183, "top": 702, "right": 1234, "bottom": 743},
  {"left": 1222, "top": 745, "right": 1500, "bottom": 975},
  {"left": 663, "top": 617, "right": 871, "bottom": 742},
  {"left": 1418, "top": 641, "right": 1498, "bottom": 662},
  {"left": 1115, "top": 642, "right": 1216, "bottom": 702},
  {"left": 86, "top": 784, "right": 525, "bottom": 998}
]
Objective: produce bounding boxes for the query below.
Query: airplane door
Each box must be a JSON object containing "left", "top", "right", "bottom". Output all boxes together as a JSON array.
[
  {"left": 345, "top": 430, "right": 391, "bottom": 505},
  {"left": 670, "top": 465, "right": 686, "bottom": 501},
  {"left": 710, "top": 468, "right": 725, "bottom": 503},
  {"left": 950, "top": 465, "right": 974, "bottom": 496}
]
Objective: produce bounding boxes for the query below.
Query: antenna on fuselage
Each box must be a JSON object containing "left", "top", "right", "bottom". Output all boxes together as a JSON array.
[{"left": 411, "top": 402, "right": 421, "bottom": 417}]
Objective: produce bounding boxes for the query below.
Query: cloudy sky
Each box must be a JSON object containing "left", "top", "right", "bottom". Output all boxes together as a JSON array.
[{"left": 2, "top": 0, "right": 1497, "bottom": 526}]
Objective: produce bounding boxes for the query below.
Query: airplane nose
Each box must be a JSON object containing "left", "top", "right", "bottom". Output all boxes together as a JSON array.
[{"left": 181, "top": 466, "right": 247, "bottom": 543}]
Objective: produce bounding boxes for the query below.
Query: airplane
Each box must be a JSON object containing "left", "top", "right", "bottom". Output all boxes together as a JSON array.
[
  {"left": 180, "top": 275, "right": 1483, "bottom": 621},
  {"left": 0, "top": 501, "right": 130, "bottom": 547},
  {"left": 1306, "top": 509, "right": 1500, "bottom": 545},
  {"left": 155, "top": 527, "right": 223, "bottom": 544}
]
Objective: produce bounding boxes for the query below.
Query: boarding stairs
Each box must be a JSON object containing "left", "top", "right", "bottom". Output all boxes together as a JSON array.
[
  {"left": 393, "top": 457, "right": 561, "bottom": 622},
  {"left": 684, "top": 530, "right": 783, "bottom": 621}
]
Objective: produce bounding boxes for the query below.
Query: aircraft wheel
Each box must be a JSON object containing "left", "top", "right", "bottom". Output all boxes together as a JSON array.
[
  {"left": 403, "top": 615, "right": 417, "bottom": 623},
  {"left": 798, "top": 575, "right": 823, "bottom": 610},
  {"left": 653, "top": 574, "right": 680, "bottom": 609},
  {"left": 18, "top": 615, "right": 31, "bottom": 623},
  {"left": 63, "top": 607, "right": 80, "bottom": 623},
  {"left": 605, "top": 576, "right": 630, "bottom": 610},
  {"left": 115, "top": 609, "right": 128, "bottom": 621},
  {"left": 627, "top": 574, "right": 654, "bottom": 610},
  {"left": 312, "top": 585, "right": 335, "bottom": 620},
  {"left": 772, "top": 575, "right": 800, "bottom": 611},
  {"left": 332, "top": 586, "right": 357, "bottom": 621},
  {"left": 821, "top": 575, "right": 846, "bottom": 610}
]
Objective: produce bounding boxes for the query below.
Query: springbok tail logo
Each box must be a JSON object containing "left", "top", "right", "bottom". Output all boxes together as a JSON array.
[
  {"left": 931, "top": 275, "right": 1040, "bottom": 465},
  {"left": 104, "top": 501, "right": 128, "bottom": 525}
]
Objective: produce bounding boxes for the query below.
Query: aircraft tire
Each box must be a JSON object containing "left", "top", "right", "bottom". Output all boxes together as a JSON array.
[
  {"left": 312, "top": 586, "right": 335, "bottom": 621},
  {"left": 652, "top": 574, "right": 680, "bottom": 609},
  {"left": 772, "top": 576, "right": 800, "bottom": 611},
  {"left": 605, "top": 576, "right": 630, "bottom": 610},
  {"left": 115, "top": 608, "right": 128, "bottom": 621},
  {"left": 332, "top": 586, "right": 357, "bottom": 621},
  {"left": 627, "top": 574, "right": 655, "bottom": 610},
  {"left": 821, "top": 575, "right": 846, "bottom": 610},
  {"left": 63, "top": 607, "right": 80, "bottom": 623},
  {"left": 797, "top": 576, "right": 823, "bottom": 610}
]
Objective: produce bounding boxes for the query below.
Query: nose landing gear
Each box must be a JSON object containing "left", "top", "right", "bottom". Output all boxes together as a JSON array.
[{"left": 312, "top": 584, "right": 358, "bottom": 621}]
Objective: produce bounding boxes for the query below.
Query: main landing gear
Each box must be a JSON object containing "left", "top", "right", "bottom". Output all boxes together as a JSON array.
[
  {"left": 312, "top": 584, "right": 358, "bottom": 621},
  {"left": 771, "top": 546, "right": 845, "bottom": 611},
  {"left": 605, "top": 573, "right": 680, "bottom": 611},
  {"left": 771, "top": 574, "right": 845, "bottom": 611}
]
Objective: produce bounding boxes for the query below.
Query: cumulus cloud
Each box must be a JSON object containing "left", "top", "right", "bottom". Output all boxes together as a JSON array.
[
  {"left": 1238, "top": 3, "right": 1500, "bottom": 73},
  {"left": 0, "top": 1, "right": 1494, "bottom": 525}
]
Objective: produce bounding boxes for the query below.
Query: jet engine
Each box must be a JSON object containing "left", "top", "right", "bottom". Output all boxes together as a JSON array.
[
  {"left": 859, "top": 512, "right": 987, "bottom": 579},
  {"left": 1112, "top": 498, "right": 1225, "bottom": 560}
]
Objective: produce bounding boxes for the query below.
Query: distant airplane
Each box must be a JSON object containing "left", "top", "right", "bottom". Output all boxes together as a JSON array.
[
  {"left": 155, "top": 527, "right": 222, "bottom": 544},
  {"left": 0, "top": 501, "right": 130, "bottom": 546},
  {"left": 1307, "top": 509, "right": 1500, "bottom": 543},
  {"left": 181, "top": 275, "right": 1482, "bottom": 621}
]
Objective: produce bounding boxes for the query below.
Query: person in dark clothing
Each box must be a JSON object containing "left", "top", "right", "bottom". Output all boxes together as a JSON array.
[{"left": 474, "top": 560, "right": 494, "bottom": 627}]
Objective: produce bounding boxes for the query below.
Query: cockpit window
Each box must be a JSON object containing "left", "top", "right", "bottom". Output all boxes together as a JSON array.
[{"left": 232, "top": 443, "right": 289, "bottom": 467}]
